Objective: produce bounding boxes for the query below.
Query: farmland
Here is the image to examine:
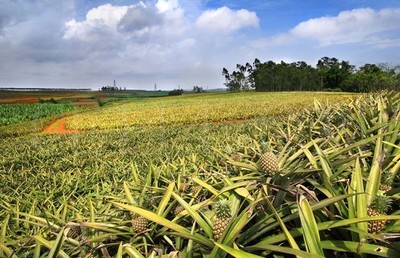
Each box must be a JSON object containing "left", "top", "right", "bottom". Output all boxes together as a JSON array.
[
  {"left": 0, "top": 103, "right": 76, "bottom": 126},
  {"left": 65, "top": 91, "right": 354, "bottom": 130},
  {"left": 0, "top": 90, "right": 400, "bottom": 257}
]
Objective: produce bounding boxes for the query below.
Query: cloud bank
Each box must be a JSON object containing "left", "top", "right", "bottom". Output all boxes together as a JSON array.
[
  {"left": 0, "top": 0, "right": 398, "bottom": 89},
  {"left": 290, "top": 8, "right": 400, "bottom": 47}
]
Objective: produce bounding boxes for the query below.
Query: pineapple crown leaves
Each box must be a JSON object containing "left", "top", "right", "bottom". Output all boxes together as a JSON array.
[
  {"left": 370, "top": 194, "right": 392, "bottom": 214},
  {"left": 381, "top": 170, "right": 394, "bottom": 185},
  {"left": 215, "top": 199, "right": 232, "bottom": 219},
  {"left": 259, "top": 141, "right": 272, "bottom": 153}
]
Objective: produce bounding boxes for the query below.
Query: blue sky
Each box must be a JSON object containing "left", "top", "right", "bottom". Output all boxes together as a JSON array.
[{"left": 0, "top": 0, "right": 399, "bottom": 90}]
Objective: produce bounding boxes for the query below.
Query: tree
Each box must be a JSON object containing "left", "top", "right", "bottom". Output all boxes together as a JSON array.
[
  {"left": 222, "top": 57, "right": 399, "bottom": 93},
  {"left": 168, "top": 89, "right": 184, "bottom": 96},
  {"left": 193, "top": 86, "right": 203, "bottom": 93},
  {"left": 222, "top": 67, "right": 249, "bottom": 92},
  {"left": 101, "top": 86, "right": 119, "bottom": 92},
  {"left": 316, "top": 57, "right": 355, "bottom": 91}
]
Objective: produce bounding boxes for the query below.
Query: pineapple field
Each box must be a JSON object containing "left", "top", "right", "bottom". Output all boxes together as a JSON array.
[{"left": 1, "top": 91, "right": 400, "bottom": 257}]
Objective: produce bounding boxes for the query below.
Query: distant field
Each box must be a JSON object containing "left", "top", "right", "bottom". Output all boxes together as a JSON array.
[
  {"left": 65, "top": 91, "right": 356, "bottom": 130},
  {"left": 0, "top": 89, "right": 168, "bottom": 106},
  {"left": 0, "top": 91, "right": 356, "bottom": 137},
  {"left": 0, "top": 90, "right": 94, "bottom": 104},
  {"left": 0, "top": 103, "right": 75, "bottom": 126},
  {"left": 0, "top": 89, "right": 170, "bottom": 137}
]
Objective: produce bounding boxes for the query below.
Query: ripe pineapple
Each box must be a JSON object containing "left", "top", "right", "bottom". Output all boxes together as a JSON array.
[
  {"left": 132, "top": 214, "right": 148, "bottom": 232},
  {"left": 179, "top": 182, "right": 189, "bottom": 192},
  {"left": 191, "top": 185, "right": 204, "bottom": 204},
  {"left": 191, "top": 185, "right": 202, "bottom": 195},
  {"left": 174, "top": 205, "right": 185, "bottom": 215},
  {"left": 213, "top": 199, "right": 232, "bottom": 241},
  {"left": 380, "top": 171, "right": 393, "bottom": 193},
  {"left": 367, "top": 195, "right": 392, "bottom": 234},
  {"left": 259, "top": 152, "right": 279, "bottom": 176},
  {"left": 66, "top": 222, "right": 82, "bottom": 239}
]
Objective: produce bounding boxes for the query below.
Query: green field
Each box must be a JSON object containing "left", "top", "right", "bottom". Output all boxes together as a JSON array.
[
  {"left": 0, "top": 103, "right": 76, "bottom": 126},
  {"left": 1, "top": 91, "right": 399, "bottom": 257}
]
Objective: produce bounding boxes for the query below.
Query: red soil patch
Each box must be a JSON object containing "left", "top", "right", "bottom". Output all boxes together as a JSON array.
[
  {"left": 1, "top": 98, "right": 38, "bottom": 104},
  {"left": 43, "top": 118, "right": 80, "bottom": 134},
  {"left": 73, "top": 101, "right": 98, "bottom": 107}
]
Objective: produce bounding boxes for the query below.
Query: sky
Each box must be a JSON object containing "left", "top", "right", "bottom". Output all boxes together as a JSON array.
[{"left": 0, "top": 0, "right": 400, "bottom": 90}]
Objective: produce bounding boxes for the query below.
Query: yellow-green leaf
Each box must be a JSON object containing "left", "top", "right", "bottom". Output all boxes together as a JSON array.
[
  {"left": 298, "top": 195, "right": 324, "bottom": 256},
  {"left": 214, "top": 242, "right": 263, "bottom": 258}
]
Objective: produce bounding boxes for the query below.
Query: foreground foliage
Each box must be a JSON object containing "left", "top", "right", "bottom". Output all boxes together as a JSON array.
[{"left": 0, "top": 91, "right": 399, "bottom": 257}]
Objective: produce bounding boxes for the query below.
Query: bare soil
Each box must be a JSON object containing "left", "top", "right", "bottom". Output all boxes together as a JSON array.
[{"left": 43, "top": 118, "right": 80, "bottom": 134}]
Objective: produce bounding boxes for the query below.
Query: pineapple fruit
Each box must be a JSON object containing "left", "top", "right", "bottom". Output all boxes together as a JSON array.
[
  {"left": 259, "top": 152, "right": 279, "bottom": 176},
  {"left": 367, "top": 195, "right": 392, "bottom": 234},
  {"left": 66, "top": 222, "right": 82, "bottom": 239},
  {"left": 179, "top": 182, "right": 189, "bottom": 192},
  {"left": 191, "top": 185, "right": 202, "bottom": 195},
  {"left": 132, "top": 214, "right": 148, "bottom": 232},
  {"left": 190, "top": 185, "right": 204, "bottom": 204},
  {"left": 174, "top": 205, "right": 185, "bottom": 215},
  {"left": 213, "top": 199, "right": 232, "bottom": 241}
]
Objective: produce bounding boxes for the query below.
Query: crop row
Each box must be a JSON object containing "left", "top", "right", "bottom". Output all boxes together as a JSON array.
[
  {"left": 65, "top": 92, "right": 355, "bottom": 130},
  {"left": 0, "top": 103, "right": 75, "bottom": 126}
]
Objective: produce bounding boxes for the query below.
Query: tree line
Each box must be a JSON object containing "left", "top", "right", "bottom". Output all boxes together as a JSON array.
[
  {"left": 222, "top": 57, "right": 400, "bottom": 92},
  {"left": 100, "top": 86, "right": 126, "bottom": 91}
]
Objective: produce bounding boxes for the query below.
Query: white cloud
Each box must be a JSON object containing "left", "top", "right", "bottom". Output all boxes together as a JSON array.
[
  {"left": 156, "top": 0, "right": 179, "bottom": 13},
  {"left": 118, "top": 4, "right": 161, "bottom": 32},
  {"left": 195, "top": 6, "right": 259, "bottom": 33},
  {"left": 63, "top": 2, "right": 186, "bottom": 41},
  {"left": 290, "top": 8, "right": 400, "bottom": 46},
  {"left": 64, "top": 4, "right": 132, "bottom": 40}
]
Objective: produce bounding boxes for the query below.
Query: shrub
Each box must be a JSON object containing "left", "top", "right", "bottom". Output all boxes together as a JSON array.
[{"left": 168, "top": 89, "right": 184, "bottom": 96}]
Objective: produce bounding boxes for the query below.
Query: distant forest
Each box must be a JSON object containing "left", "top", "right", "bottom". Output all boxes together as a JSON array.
[{"left": 222, "top": 57, "right": 400, "bottom": 92}]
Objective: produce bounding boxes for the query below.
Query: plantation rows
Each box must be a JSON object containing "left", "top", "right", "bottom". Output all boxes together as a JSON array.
[
  {"left": 65, "top": 92, "right": 353, "bottom": 130},
  {"left": 0, "top": 91, "right": 399, "bottom": 257},
  {"left": 0, "top": 103, "right": 75, "bottom": 126}
]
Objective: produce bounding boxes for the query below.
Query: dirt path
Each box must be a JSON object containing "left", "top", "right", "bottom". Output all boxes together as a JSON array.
[{"left": 43, "top": 117, "right": 80, "bottom": 134}]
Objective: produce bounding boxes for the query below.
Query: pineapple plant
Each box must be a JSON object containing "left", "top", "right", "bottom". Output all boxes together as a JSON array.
[
  {"left": 213, "top": 199, "right": 232, "bottom": 241},
  {"left": 259, "top": 152, "right": 279, "bottom": 176},
  {"left": 131, "top": 214, "right": 149, "bottom": 233},
  {"left": 379, "top": 171, "right": 393, "bottom": 193},
  {"left": 367, "top": 195, "right": 392, "bottom": 234}
]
